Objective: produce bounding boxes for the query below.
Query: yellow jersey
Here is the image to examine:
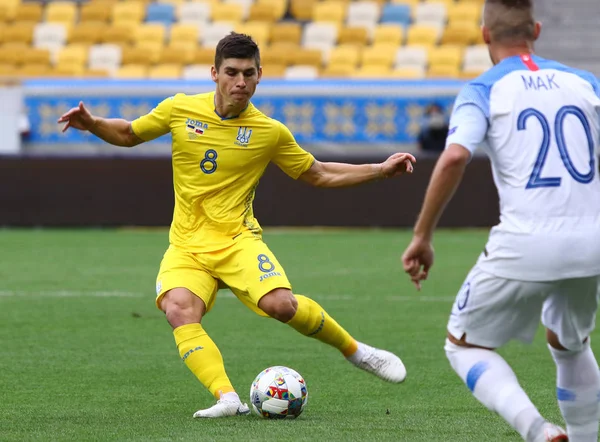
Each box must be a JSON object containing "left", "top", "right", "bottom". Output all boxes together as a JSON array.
[{"left": 131, "top": 91, "right": 315, "bottom": 252}]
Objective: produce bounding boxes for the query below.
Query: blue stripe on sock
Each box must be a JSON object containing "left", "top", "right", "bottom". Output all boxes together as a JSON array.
[
  {"left": 466, "top": 361, "right": 490, "bottom": 392},
  {"left": 556, "top": 387, "right": 576, "bottom": 402}
]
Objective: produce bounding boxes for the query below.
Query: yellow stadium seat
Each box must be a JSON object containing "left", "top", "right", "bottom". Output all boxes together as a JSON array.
[
  {"left": 321, "top": 63, "right": 355, "bottom": 78},
  {"left": 353, "top": 64, "right": 393, "bottom": 78},
  {"left": 4, "top": 22, "right": 35, "bottom": 45},
  {"left": 312, "top": 1, "right": 346, "bottom": 24},
  {"left": 261, "top": 43, "right": 297, "bottom": 67},
  {"left": 54, "top": 63, "right": 86, "bottom": 77},
  {"left": 429, "top": 45, "right": 463, "bottom": 69},
  {"left": 0, "top": 6, "right": 9, "bottom": 23},
  {"left": 261, "top": 63, "right": 286, "bottom": 78},
  {"left": 23, "top": 48, "right": 51, "bottom": 66},
  {"left": 14, "top": 3, "right": 43, "bottom": 22},
  {"left": 57, "top": 45, "right": 88, "bottom": 67},
  {"left": 406, "top": 24, "right": 440, "bottom": 47},
  {"left": 102, "top": 25, "right": 137, "bottom": 45},
  {"left": 328, "top": 45, "right": 361, "bottom": 68},
  {"left": 392, "top": 67, "right": 425, "bottom": 79},
  {"left": 428, "top": 64, "right": 460, "bottom": 78},
  {"left": 270, "top": 23, "right": 302, "bottom": 46},
  {"left": 121, "top": 46, "right": 157, "bottom": 66},
  {"left": 46, "top": 2, "right": 77, "bottom": 25},
  {"left": 136, "top": 23, "right": 167, "bottom": 45},
  {"left": 361, "top": 44, "right": 398, "bottom": 68},
  {"left": 148, "top": 64, "right": 182, "bottom": 79},
  {"left": 373, "top": 24, "right": 404, "bottom": 46},
  {"left": 448, "top": 2, "right": 482, "bottom": 25},
  {"left": 248, "top": 4, "right": 278, "bottom": 22},
  {"left": 442, "top": 23, "right": 480, "bottom": 46},
  {"left": 236, "top": 22, "right": 271, "bottom": 48},
  {"left": 84, "top": 68, "right": 110, "bottom": 78},
  {"left": 0, "top": 44, "right": 26, "bottom": 65},
  {"left": 290, "top": 0, "right": 317, "bottom": 21},
  {"left": 111, "top": 2, "right": 145, "bottom": 25},
  {"left": 292, "top": 48, "right": 323, "bottom": 68},
  {"left": 18, "top": 63, "right": 52, "bottom": 77},
  {"left": 390, "top": 0, "right": 420, "bottom": 5},
  {"left": 69, "top": 22, "right": 107, "bottom": 45},
  {"left": 193, "top": 47, "right": 215, "bottom": 65},
  {"left": 337, "top": 26, "right": 368, "bottom": 46},
  {"left": 212, "top": 3, "right": 244, "bottom": 23},
  {"left": 256, "top": 0, "right": 288, "bottom": 20},
  {"left": 80, "top": 3, "right": 110, "bottom": 22},
  {"left": 116, "top": 64, "right": 148, "bottom": 79},
  {"left": 170, "top": 24, "right": 199, "bottom": 46},
  {"left": 160, "top": 45, "right": 195, "bottom": 65},
  {"left": 0, "top": 63, "right": 17, "bottom": 76}
]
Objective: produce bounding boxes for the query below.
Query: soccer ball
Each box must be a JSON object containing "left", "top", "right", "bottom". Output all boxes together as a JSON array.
[{"left": 249, "top": 366, "right": 308, "bottom": 419}]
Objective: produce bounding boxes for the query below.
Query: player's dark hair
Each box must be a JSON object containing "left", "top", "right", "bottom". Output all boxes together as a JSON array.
[
  {"left": 215, "top": 32, "right": 261, "bottom": 70},
  {"left": 484, "top": 0, "right": 536, "bottom": 43}
]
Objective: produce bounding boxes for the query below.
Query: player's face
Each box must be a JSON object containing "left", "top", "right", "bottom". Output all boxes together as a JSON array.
[{"left": 212, "top": 58, "right": 262, "bottom": 106}]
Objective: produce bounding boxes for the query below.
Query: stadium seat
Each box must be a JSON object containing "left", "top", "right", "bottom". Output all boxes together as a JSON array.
[
  {"left": 406, "top": 24, "right": 441, "bottom": 47},
  {"left": 53, "top": 63, "right": 86, "bottom": 77},
  {"left": 170, "top": 24, "right": 200, "bottom": 45},
  {"left": 338, "top": 26, "right": 369, "bottom": 46},
  {"left": 148, "top": 64, "right": 182, "bottom": 79},
  {"left": 45, "top": 2, "right": 77, "bottom": 25},
  {"left": 313, "top": 1, "right": 346, "bottom": 24},
  {"left": 372, "top": 24, "right": 404, "bottom": 45},
  {"left": 136, "top": 23, "right": 167, "bottom": 45},
  {"left": 83, "top": 68, "right": 110, "bottom": 78},
  {"left": 395, "top": 46, "right": 428, "bottom": 70},
  {"left": 428, "top": 64, "right": 460, "bottom": 78},
  {"left": 442, "top": 23, "right": 480, "bottom": 46},
  {"left": 302, "top": 22, "right": 339, "bottom": 51},
  {"left": 57, "top": 45, "right": 88, "bottom": 69},
  {"left": 290, "top": 0, "right": 318, "bottom": 21},
  {"left": 270, "top": 23, "right": 302, "bottom": 46},
  {"left": 14, "top": 3, "right": 43, "bottom": 23},
  {"left": 116, "top": 64, "right": 149, "bottom": 79},
  {"left": 429, "top": 45, "right": 463, "bottom": 70},
  {"left": 146, "top": 3, "right": 176, "bottom": 26},
  {"left": 390, "top": 0, "right": 420, "bottom": 6},
  {"left": 261, "top": 63, "right": 286, "bottom": 78},
  {"left": 102, "top": 25, "right": 137, "bottom": 44},
  {"left": 0, "top": 44, "right": 25, "bottom": 65},
  {"left": 80, "top": 3, "right": 111, "bottom": 22},
  {"left": 353, "top": 64, "right": 393, "bottom": 78},
  {"left": 182, "top": 64, "right": 212, "bottom": 80},
  {"left": 193, "top": 47, "right": 216, "bottom": 65},
  {"left": 380, "top": 4, "right": 411, "bottom": 26},
  {"left": 392, "top": 67, "right": 426, "bottom": 79},
  {"left": 111, "top": 2, "right": 146, "bottom": 25},
  {"left": 88, "top": 44, "right": 122, "bottom": 74},
  {"left": 69, "top": 22, "right": 107, "bottom": 45},
  {"left": 0, "top": 64, "right": 17, "bottom": 76},
  {"left": 236, "top": 22, "right": 271, "bottom": 48},
  {"left": 463, "top": 44, "right": 491, "bottom": 69},
  {"left": 4, "top": 22, "right": 35, "bottom": 45},
  {"left": 284, "top": 65, "right": 319, "bottom": 80},
  {"left": 177, "top": 2, "right": 211, "bottom": 24},
  {"left": 224, "top": 0, "right": 253, "bottom": 20},
  {"left": 413, "top": 2, "right": 447, "bottom": 27},
  {"left": 256, "top": 0, "right": 288, "bottom": 20},
  {"left": 322, "top": 63, "right": 355, "bottom": 78},
  {"left": 0, "top": 6, "right": 10, "bottom": 23},
  {"left": 22, "top": 47, "right": 52, "bottom": 66},
  {"left": 328, "top": 44, "right": 361, "bottom": 68},
  {"left": 211, "top": 3, "right": 244, "bottom": 23},
  {"left": 347, "top": 1, "right": 381, "bottom": 26},
  {"left": 361, "top": 44, "right": 397, "bottom": 69},
  {"left": 18, "top": 63, "right": 52, "bottom": 77},
  {"left": 33, "top": 23, "right": 68, "bottom": 51},
  {"left": 262, "top": 43, "right": 297, "bottom": 67},
  {"left": 160, "top": 44, "right": 195, "bottom": 65},
  {"left": 293, "top": 48, "right": 323, "bottom": 69},
  {"left": 202, "top": 22, "right": 234, "bottom": 48},
  {"left": 248, "top": 4, "right": 279, "bottom": 22},
  {"left": 121, "top": 46, "right": 157, "bottom": 66},
  {"left": 447, "top": 2, "right": 482, "bottom": 25}
]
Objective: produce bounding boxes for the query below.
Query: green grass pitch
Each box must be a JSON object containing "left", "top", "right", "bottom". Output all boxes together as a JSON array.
[{"left": 1, "top": 228, "right": 595, "bottom": 441}]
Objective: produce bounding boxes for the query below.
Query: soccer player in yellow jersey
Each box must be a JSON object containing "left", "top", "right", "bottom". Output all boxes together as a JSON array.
[{"left": 59, "top": 33, "right": 416, "bottom": 418}]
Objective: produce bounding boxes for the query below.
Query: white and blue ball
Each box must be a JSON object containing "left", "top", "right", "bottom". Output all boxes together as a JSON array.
[{"left": 249, "top": 366, "right": 308, "bottom": 419}]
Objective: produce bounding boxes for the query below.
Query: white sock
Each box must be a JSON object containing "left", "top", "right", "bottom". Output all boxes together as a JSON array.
[
  {"left": 445, "top": 339, "right": 544, "bottom": 441},
  {"left": 220, "top": 391, "right": 241, "bottom": 403},
  {"left": 346, "top": 342, "right": 368, "bottom": 364},
  {"left": 549, "top": 340, "right": 600, "bottom": 442}
]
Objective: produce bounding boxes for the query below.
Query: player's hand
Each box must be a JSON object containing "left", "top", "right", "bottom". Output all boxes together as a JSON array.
[
  {"left": 402, "top": 237, "right": 434, "bottom": 291},
  {"left": 379, "top": 153, "right": 416, "bottom": 178},
  {"left": 57, "top": 101, "right": 95, "bottom": 133}
]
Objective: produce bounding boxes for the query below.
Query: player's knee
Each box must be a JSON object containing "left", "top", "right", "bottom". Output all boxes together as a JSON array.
[
  {"left": 160, "top": 288, "right": 205, "bottom": 328},
  {"left": 546, "top": 328, "right": 589, "bottom": 352},
  {"left": 259, "top": 289, "right": 297, "bottom": 323}
]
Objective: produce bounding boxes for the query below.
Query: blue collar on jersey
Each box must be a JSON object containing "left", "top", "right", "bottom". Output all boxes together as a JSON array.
[{"left": 213, "top": 97, "right": 249, "bottom": 120}]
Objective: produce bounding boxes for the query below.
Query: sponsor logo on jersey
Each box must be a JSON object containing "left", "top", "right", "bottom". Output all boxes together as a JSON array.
[
  {"left": 235, "top": 127, "right": 253, "bottom": 146},
  {"left": 186, "top": 118, "right": 208, "bottom": 140},
  {"left": 259, "top": 271, "right": 282, "bottom": 282}
]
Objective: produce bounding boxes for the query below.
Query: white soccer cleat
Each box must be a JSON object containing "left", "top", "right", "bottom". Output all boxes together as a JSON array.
[
  {"left": 349, "top": 343, "right": 407, "bottom": 383},
  {"left": 542, "top": 423, "right": 568, "bottom": 442},
  {"left": 193, "top": 399, "right": 250, "bottom": 418}
]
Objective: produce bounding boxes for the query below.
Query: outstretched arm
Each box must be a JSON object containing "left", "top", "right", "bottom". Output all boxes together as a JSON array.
[
  {"left": 58, "top": 101, "right": 144, "bottom": 148},
  {"left": 298, "top": 152, "right": 416, "bottom": 188}
]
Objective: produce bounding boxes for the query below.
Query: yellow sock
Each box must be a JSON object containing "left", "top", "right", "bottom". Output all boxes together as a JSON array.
[
  {"left": 173, "top": 323, "right": 235, "bottom": 399},
  {"left": 287, "top": 295, "right": 358, "bottom": 357}
]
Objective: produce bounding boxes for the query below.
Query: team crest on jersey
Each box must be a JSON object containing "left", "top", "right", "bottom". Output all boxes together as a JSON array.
[
  {"left": 186, "top": 118, "right": 208, "bottom": 140},
  {"left": 235, "top": 127, "right": 253, "bottom": 146}
]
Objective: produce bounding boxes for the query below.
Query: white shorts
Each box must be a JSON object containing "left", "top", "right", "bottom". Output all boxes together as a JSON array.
[{"left": 447, "top": 265, "right": 600, "bottom": 350}]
